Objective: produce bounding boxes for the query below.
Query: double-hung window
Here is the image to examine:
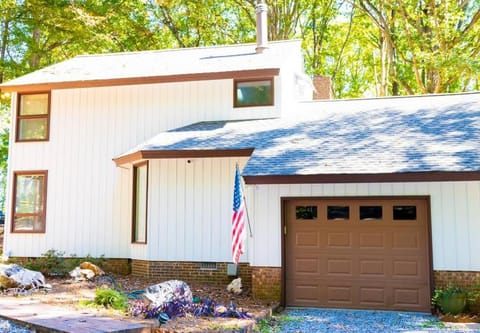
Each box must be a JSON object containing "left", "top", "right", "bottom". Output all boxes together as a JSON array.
[
  {"left": 16, "top": 92, "right": 50, "bottom": 141},
  {"left": 11, "top": 171, "right": 48, "bottom": 233}
]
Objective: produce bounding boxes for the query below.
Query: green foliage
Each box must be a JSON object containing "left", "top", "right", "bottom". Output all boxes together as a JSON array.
[
  {"left": 254, "top": 314, "right": 302, "bottom": 333},
  {"left": 93, "top": 287, "right": 128, "bottom": 310},
  {"left": 432, "top": 285, "right": 468, "bottom": 315},
  {"left": 21, "top": 249, "right": 105, "bottom": 277}
]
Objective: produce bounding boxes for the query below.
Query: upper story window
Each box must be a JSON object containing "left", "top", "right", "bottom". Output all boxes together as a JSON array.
[
  {"left": 234, "top": 78, "right": 273, "bottom": 107},
  {"left": 16, "top": 92, "right": 50, "bottom": 142},
  {"left": 12, "top": 171, "right": 48, "bottom": 233}
]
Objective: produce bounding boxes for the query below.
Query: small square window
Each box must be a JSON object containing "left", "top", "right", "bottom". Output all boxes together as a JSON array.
[
  {"left": 360, "top": 206, "right": 383, "bottom": 220},
  {"left": 393, "top": 206, "right": 417, "bottom": 220},
  {"left": 296, "top": 206, "right": 317, "bottom": 220},
  {"left": 234, "top": 78, "right": 273, "bottom": 107},
  {"left": 327, "top": 206, "right": 350, "bottom": 220},
  {"left": 16, "top": 93, "right": 50, "bottom": 141}
]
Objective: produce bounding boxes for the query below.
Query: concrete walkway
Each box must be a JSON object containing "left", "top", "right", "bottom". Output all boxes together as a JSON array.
[{"left": 0, "top": 297, "right": 151, "bottom": 333}]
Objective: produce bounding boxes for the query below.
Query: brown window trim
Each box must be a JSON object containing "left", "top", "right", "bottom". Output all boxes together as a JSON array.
[
  {"left": 132, "top": 161, "right": 148, "bottom": 244},
  {"left": 234, "top": 77, "right": 274, "bottom": 108},
  {"left": 11, "top": 170, "right": 48, "bottom": 234},
  {"left": 15, "top": 91, "right": 51, "bottom": 142}
]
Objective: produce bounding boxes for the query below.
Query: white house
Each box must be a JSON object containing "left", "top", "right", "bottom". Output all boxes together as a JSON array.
[{"left": 1, "top": 7, "right": 480, "bottom": 313}]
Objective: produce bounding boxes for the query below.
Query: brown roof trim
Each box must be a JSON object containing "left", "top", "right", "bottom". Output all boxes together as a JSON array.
[
  {"left": 114, "top": 148, "right": 254, "bottom": 166},
  {"left": 243, "top": 171, "right": 480, "bottom": 184},
  {"left": 1, "top": 69, "right": 280, "bottom": 93}
]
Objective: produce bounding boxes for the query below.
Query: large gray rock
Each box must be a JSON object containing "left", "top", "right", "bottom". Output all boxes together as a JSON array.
[
  {"left": 144, "top": 280, "right": 192, "bottom": 307},
  {"left": 0, "top": 264, "right": 46, "bottom": 290}
]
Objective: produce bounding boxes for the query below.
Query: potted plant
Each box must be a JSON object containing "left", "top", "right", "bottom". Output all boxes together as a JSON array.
[{"left": 432, "top": 286, "right": 468, "bottom": 315}]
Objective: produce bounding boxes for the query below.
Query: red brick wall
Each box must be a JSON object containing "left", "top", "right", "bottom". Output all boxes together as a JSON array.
[
  {"left": 434, "top": 270, "right": 480, "bottom": 289},
  {"left": 102, "top": 259, "right": 131, "bottom": 275},
  {"left": 252, "top": 266, "right": 281, "bottom": 301},
  {"left": 131, "top": 260, "right": 252, "bottom": 288}
]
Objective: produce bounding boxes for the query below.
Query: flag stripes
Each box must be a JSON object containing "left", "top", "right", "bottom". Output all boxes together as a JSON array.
[{"left": 232, "top": 165, "right": 246, "bottom": 264}]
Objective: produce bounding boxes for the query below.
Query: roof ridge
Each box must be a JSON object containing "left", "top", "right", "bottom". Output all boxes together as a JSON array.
[{"left": 73, "top": 39, "right": 302, "bottom": 59}]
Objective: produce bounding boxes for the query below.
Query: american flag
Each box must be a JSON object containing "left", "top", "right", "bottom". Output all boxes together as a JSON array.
[{"left": 231, "top": 165, "right": 246, "bottom": 264}]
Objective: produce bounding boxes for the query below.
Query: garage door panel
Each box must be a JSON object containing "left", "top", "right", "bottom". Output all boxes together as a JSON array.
[
  {"left": 359, "top": 259, "right": 386, "bottom": 276},
  {"left": 295, "top": 231, "right": 319, "bottom": 247},
  {"left": 327, "top": 258, "right": 353, "bottom": 276},
  {"left": 285, "top": 197, "right": 431, "bottom": 312},
  {"left": 393, "top": 231, "right": 421, "bottom": 249},
  {"left": 359, "top": 232, "right": 386, "bottom": 249},
  {"left": 327, "top": 285, "right": 353, "bottom": 305},
  {"left": 359, "top": 287, "right": 385, "bottom": 305},
  {"left": 327, "top": 232, "right": 353, "bottom": 248},
  {"left": 295, "top": 258, "right": 319, "bottom": 274}
]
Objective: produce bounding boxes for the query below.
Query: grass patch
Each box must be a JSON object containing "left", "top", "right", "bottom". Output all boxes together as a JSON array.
[
  {"left": 79, "top": 288, "right": 128, "bottom": 312},
  {"left": 254, "top": 314, "right": 302, "bottom": 333}
]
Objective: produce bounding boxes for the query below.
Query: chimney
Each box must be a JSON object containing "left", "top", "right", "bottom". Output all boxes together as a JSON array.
[
  {"left": 313, "top": 75, "right": 333, "bottom": 100},
  {"left": 255, "top": 0, "right": 268, "bottom": 53}
]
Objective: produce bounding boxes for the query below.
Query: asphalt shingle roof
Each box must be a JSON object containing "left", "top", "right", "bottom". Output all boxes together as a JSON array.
[
  {"left": 0, "top": 40, "right": 300, "bottom": 89},
  {"left": 118, "top": 92, "right": 480, "bottom": 176}
]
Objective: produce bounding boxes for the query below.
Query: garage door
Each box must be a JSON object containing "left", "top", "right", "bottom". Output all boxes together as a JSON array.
[{"left": 285, "top": 197, "right": 431, "bottom": 312}]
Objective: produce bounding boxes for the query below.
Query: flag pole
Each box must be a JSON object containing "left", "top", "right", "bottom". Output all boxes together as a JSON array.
[{"left": 237, "top": 163, "right": 253, "bottom": 237}]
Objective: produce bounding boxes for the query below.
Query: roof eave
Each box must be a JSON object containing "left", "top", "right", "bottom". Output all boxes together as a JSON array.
[
  {"left": 113, "top": 148, "right": 255, "bottom": 166},
  {"left": 243, "top": 171, "right": 480, "bottom": 184},
  {"left": 0, "top": 68, "right": 280, "bottom": 93}
]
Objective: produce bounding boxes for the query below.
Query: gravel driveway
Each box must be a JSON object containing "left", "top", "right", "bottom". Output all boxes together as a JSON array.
[{"left": 276, "top": 308, "right": 480, "bottom": 333}]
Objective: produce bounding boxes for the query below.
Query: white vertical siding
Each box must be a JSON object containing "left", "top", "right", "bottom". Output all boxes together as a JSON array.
[
  {"left": 5, "top": 78, "right": 278, "bottom": 258},
  {"left": 145, "top": 157, "right": 249, "bottom": 262},
  {"left": 246, "top": 181, "right": 480, "bottom": 271}
]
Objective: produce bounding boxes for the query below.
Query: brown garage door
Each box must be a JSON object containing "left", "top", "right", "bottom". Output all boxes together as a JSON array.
[{"left": 285, "top": 197, "right": 431, "bottom": 312}]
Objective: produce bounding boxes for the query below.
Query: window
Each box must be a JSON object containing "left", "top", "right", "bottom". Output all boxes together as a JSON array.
[
  {"left": 393, "top": 206, "right": 417, "bottom": 220},
  {"left": 132, "top": 162, "right": 148, "bottom": 243},
  {"left": 360, "top": 206, "right": 383, "bottom": 220},
  {"left": 327, "top": 206, "right": 350, "bottom": 220},
  {"left": 16, "top": 92, "right": 50, "bottom": 141},
  {"left": 234, "top": 78, "right": 273, "bottom": 107},
  {"left": 296, "top": 206, "right": 317, "bottom": 220},
  {"left": 11, "top": 171, "right": 47, "bottom": 233}
]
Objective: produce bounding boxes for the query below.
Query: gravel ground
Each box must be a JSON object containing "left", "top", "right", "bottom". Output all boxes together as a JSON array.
[
  {"left": 0, "top": 318, "right": 33, "bottom": 333},
  {"left": 277, "top": 308, "right": 480, "bottom": 333}
]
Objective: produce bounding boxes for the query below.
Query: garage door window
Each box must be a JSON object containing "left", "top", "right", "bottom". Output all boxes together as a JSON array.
[
  {"left": 360, "top": 206, "right": 382, "bottom": 220},
  {"left": 296, "top": 206, "right": 317, "bottom": 220},
  {"left": 327, "top": 206, "right": 350, "bottom": 220},
  {"left": 393, "top": 206, "right": 417, "bottom": 220}
]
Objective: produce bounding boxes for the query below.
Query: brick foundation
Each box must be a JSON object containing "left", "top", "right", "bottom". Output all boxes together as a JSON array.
[
  {"left": 102, "top": 259, "right": 131, "bottom": 275},
  {"left": 434, "top": 270, "right": 480, "bottom": 289},
  {"left": 131, "top": 260, "right": 252, "bottom": 288},
  {"left": 252, "top": 266, "right": 281, "bottom": 301}
]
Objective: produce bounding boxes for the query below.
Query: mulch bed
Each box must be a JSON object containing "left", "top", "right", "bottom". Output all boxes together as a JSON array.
[{"left": 1, "top": 274, "right": 275, "bottom": 332}]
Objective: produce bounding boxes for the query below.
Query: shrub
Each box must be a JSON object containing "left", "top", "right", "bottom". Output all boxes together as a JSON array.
[
  {"left": 20, "top": 249, "right": 105, "bottom": 277},
  {"left": 432, "top": 286, "right": 468, "bottom": 315},
  {"left": 467, "top": 288, "right": 480, "bottom": 314},
  {"left": 94, "top": 288, "right": 128, "bottom": 310}
]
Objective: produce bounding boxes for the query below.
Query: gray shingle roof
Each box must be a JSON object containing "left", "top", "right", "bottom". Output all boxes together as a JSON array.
[{"left": 117, "top": 92, "right": 480, "bottom": 176}]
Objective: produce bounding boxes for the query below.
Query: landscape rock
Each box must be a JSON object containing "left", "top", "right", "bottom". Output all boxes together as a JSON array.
[
  {"left": 227, "top": 277, "right": 242, "bottom": 295},
  {"left": 0, "top": 264, "right": 46, "bottom": 290},
  {"left": 144, "top": 280, "right": 192, "bottom": 307},
  {"left": 69, "top": 262, "right": 105, "bottom": 281},
  {"left": 79, "top": 262, "right": 105, "bottom": 276}
]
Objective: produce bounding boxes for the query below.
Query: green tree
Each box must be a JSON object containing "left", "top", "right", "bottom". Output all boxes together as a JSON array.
[{"left": 354, "top": 0, "right": 480, "bottom": 94}]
